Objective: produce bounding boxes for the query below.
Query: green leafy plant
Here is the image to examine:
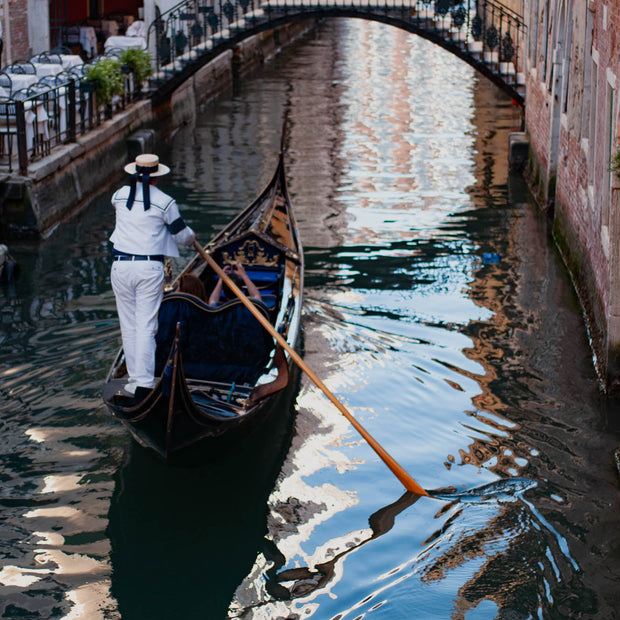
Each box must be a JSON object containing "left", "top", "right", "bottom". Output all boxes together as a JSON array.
[
  {"left": 84, "top": 57, "right": 123, "bottom": 107},
  {"left": 119, "top": 47, "right": 153, "bottom": 88}
]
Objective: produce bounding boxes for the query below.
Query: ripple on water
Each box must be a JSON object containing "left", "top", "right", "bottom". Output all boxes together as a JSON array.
[{"left": 0, "top": 311, "right": 126, "bottom": 618}]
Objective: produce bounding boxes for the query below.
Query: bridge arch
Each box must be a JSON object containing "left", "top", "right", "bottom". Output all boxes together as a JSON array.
[{"left": 149, "top": 1, "right": 526, "bottom": 107}]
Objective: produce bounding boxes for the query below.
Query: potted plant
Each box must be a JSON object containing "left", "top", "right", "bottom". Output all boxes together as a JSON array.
[
  {"left": 119, "top": 47, "right": 153, "bottom": 91},
  {"left": 84, "top": 57, "right": 123, "bottom": 109}
]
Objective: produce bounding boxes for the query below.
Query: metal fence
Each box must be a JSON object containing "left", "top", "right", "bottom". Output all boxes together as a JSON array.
[
  {"left": 0, "top": 66, "right": 141, "bottom": 175},
  {"left": 147, "top": 0, "right": 264, "bottom": 81}
]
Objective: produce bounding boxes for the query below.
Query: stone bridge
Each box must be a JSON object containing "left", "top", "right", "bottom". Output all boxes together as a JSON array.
[{"left": 148, "top": 0, "right": 526, "bottom": 106}]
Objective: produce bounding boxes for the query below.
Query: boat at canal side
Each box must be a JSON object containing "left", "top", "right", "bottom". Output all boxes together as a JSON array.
[{"left": 102, "top": 148, "right": 304, "bottom": 461}]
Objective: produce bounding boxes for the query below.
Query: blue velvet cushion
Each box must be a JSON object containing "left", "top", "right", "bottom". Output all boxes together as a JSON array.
[{"left": 155, "top": 293, "right": 274, "bottom": 385}]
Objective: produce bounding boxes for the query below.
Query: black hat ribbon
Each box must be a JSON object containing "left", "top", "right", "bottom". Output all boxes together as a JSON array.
[{"left": 126, "top": 164, "right": 156, "bottom": 211}]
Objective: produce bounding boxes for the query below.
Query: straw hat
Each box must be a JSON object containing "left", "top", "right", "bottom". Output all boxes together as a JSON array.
[{"left": 124, "top": 153, "right": 171, "bottom": 177}]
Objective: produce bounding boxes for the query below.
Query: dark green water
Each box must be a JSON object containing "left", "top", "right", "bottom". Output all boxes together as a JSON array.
[{"left": 1, "top": 19, "right": 619, "bottom": 619}]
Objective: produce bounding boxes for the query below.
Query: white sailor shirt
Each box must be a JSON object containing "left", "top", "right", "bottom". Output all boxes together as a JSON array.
[{"left": 110, "top": 184, "right": 195, "bottom": 256}]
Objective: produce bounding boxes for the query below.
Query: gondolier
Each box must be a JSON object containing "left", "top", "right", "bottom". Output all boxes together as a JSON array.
[
  {"left": 102, "top": 144, "right": 304, "bottom": 460},
  {"left": 110, "top": 153, "right": 196, "bottom": 397}
]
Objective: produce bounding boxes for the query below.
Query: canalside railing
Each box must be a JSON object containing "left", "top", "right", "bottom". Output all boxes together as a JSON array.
[{"left": 0, "top": 63, "right": 142, "bottom": 175}]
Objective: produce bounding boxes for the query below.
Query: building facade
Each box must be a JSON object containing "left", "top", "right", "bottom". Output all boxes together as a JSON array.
[
  {"left": 525, "top": 0, "right": 620, "bottom": 392},
  {"left": 1, "top": 0, "right": 167, "bottom": 64}
]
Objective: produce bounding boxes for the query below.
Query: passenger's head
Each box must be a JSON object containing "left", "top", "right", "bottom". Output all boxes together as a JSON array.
[
  {"left": 222, "top": 273, "right": 244, "bottom": 301},
  {"left": 179, "top": 273, "right": 207, "bottom": 301}
]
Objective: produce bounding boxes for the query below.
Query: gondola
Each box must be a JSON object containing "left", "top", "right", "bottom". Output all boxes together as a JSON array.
[{"left": 102, "top": 148, "right": 304, "bottom": 461}]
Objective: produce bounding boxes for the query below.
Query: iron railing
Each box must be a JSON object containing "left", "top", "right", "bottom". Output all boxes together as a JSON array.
[
  {"left": 0, "top": 67, "right": 141, "bottom": 175},
  {"left": 147, "top": 0, "right": 267, "bottom": 82}
]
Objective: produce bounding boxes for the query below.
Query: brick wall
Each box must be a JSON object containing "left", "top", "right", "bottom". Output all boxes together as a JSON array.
[
  {"left": 525, "top": 0, "right": 620, "bottom": 389},
  {"left": 8, "top": 0, "right": 29, "bottom": 60}
]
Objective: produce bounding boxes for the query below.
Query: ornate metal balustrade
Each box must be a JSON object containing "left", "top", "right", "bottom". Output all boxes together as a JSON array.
[
  {"left": 147, "top": 0, "right": 526, "bottom": 105},
  {"left": 0, "top": 67, "right": 142, "bottom": 175}
]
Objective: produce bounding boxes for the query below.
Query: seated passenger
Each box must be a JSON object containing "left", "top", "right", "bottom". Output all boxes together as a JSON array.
[
  {"left": 208, "top": 262, "right": 261, "bottom": 305},
  {"left": 178, "top": 273, "right": 208, "bottom": 302}
]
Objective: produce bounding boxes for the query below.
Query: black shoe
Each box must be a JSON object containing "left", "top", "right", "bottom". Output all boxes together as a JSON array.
[
  {"left": 134, "top": 386, "right": 152, "bottom": 402},
  {"left": 113, "top": 393, "right": 137, "bottom": 407}
]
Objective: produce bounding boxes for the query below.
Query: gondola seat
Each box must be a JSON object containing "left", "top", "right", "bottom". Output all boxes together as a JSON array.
[
  {"left": 209, "top": 265, "right": 282, "bottom": 314},
  {"left": 155, "top": 293, "right": 274, "bottom": 385}
]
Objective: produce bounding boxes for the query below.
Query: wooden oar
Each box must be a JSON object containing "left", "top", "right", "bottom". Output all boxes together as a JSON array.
[{"left": 193, "top": 241, "right": 429, "bottom": 497}]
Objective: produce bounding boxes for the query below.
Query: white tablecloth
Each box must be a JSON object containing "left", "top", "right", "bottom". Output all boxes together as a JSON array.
[
  {"left": 49, "top": 87, "right": 68, "bottom": 135},
  {"left": 60, "top": 55, "right": 84, "bottom": 70},
  {"left": 104, "top": 36, "right": 147, "bottom": 52},
  {"left": 0, "top": 99, "right": 48, "bottom": 155},
  {"left": 24, "top": 101, "right": 49, "bottom": 151},
  {"left": 126, "top": 21, "right": 147, "bottom": 39},
  {"left": 32, "top": 63, "right": 64, "bottom": 78},
  {"left": 7, "top": 74, "right": 37, "bottom": 95}
]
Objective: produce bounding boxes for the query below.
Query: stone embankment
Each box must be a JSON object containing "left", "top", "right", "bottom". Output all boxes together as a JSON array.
[{"left": 0, "top": 20, "right": 315, "bottom": 240}]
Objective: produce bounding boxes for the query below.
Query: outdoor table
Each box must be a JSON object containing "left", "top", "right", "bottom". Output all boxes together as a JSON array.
[
  {"left": 32, "top": 63, "right": 64, "bottom": 78},
  {"left": 59, "top": 55, "right": 83, "bottom": 70},
  {"left": 126, "top": 21, "right": 147, "bottom": 39},
  {"left": 7, "top": 74, "right": 37, "bottom": 95},
  {"left": 0, "top": 99, "right": 48, "bottom": 155},
  {"left": 103, "top": 36, "right": 146, "bottom": 52},
  {"left": 54, "top": 87, "right": 68, "bottom": 136},
  {"left": 24, "top": 101, "right": 49, "bottom": 152}
]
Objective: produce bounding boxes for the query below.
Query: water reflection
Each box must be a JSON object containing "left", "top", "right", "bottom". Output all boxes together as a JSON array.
[
  {"left": 223, "top": 20, "right": 615, "bottom": 620},
  {"left": 0, "top": 192, "right": 126, "bottom": 617},
  {"left": 232, "top": 491, "right": 420, "bottom": 616},
  {"left": 330, "top": 492, "right": 585, "bottom": 619},
  {"left": 107, "top": 376, "right": 298, "bottom": 619}
]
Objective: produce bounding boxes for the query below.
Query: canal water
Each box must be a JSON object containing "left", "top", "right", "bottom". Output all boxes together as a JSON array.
[{"left": 1, "top": 19, "right": 619, "bottom": 620}]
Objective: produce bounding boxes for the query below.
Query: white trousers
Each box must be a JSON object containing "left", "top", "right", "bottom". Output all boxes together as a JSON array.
[{"left": 111, "top": 260, "right": 164, "bottom": 390}]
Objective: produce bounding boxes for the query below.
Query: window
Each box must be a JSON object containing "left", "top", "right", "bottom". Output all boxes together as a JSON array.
[
  {"left": 529, "top": 0, "right": 539, "bottom": 68},
  {"left": 563, "top": 0, "right": 573, "bottom": 114},
  {"left": 580, "top": 8, "right": 594, "bottom": 141},
  {"left": 542, "top": 0, "right": 551, "bottom": 83},
  {"left": 588, "top": 59, "right": 598, "bottom": 186},
  {"left": 603, "top": 82, "right": 615, "bottom": 209}
]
